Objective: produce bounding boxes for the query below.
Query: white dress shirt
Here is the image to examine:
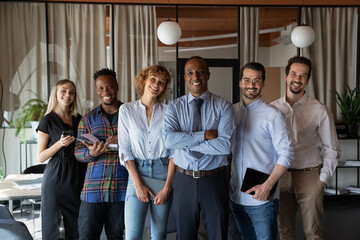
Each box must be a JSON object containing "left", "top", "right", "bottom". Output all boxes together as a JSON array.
[
  {"left": 271, "top": 93, "right": 341, "bottom": 184},
  {"left": 118, "top": 100, "right": 170, "bottom": 163}
]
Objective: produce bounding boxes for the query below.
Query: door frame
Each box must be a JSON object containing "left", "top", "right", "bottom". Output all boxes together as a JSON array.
[{"left": 177, "top": 58, "right": 240, "bottom": 103}]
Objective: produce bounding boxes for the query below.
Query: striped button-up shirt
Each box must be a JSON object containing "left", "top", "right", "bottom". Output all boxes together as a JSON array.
[
  {"left": 164, "top": 91, "right": 235, "bottom": 171},
  {"left": 75, "top": 104, "right": 128, "bottom": 203}
]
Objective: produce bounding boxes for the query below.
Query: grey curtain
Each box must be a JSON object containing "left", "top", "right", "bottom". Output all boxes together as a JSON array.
[
  {"left": 240, "top": 7, "right": 259, "bottom": 66},
  {"left": 302, "top": 7, "right": 358, "bottom": 121},
  {"left": 0, "top": 2, "right": 47, "bottom": 126},
  {"left": 47, "top": 3, "right": 108, "bottom": 113},
  {"left": 114, "top": 5, "right": 158, "bottom": 102}
]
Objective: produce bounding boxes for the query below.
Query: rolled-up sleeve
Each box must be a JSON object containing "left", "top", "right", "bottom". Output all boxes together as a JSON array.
[
  {"left": 271, "top": 112, "right": 294, "bottom": 168},
  {"left": 318, "top": 108, "right": 340, "bottom": 184},
  {"left": 118, "top": 105, "right": 134, "bottom": 165}
]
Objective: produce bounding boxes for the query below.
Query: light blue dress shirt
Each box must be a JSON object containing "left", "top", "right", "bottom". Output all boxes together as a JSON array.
[
  {"left": 164, "top": 91, "right": 235, "bottom": 171},
  {"left": 118, "top": 100, "right": 170, "bottom": 163},
  {"left": 230, "top": 97, "right": 294, "bottom": 206}
]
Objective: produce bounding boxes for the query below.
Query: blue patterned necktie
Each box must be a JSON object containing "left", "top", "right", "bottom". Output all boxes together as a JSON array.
[{"left": 192, "top": 98, "right": 204, "bottom": 158}]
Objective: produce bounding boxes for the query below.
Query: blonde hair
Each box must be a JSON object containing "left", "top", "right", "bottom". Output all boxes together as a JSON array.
[
  {"left": 134, "top": 65, "right": 171, "bottom": 102},
  {"left": 45, "top": 79, "right": 79, "bottom": 116}
]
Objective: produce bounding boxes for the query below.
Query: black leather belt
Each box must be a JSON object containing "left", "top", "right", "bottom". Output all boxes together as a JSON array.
[{"left": 176, "top": 166, "right": 226, "bottom": 179}]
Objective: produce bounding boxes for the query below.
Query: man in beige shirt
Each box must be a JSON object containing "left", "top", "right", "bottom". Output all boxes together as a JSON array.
[{"left": 271, "top": 56, "right": 340, "bottom": 240}]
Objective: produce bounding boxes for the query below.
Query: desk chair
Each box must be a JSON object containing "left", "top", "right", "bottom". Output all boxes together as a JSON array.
[
  {"left": 0, "top": 204, "right": 14, "bottom": 220},
  {"left": 0, "top": 204, "right": 32, "bottom": 240},
  {"left": 23, "top": 164, "right": 47, "bottom": 174},
  {"left": 21, "top": 164, "right": 46, "bottom": 213}
]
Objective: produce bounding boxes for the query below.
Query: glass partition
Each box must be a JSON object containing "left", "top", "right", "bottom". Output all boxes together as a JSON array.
[{"left": 258, "top": 7, "right": 298, "bottom": 103}]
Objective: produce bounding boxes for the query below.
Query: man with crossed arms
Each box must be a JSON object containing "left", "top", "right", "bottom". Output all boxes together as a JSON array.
[{"left": 164, "top": 56, "right": 234, "bottom": 240}]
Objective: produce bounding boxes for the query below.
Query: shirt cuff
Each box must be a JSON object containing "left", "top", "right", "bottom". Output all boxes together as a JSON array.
[
  {"left": 320, "top": 172, "right": 330, "bottom": 185},
  {"left": 120, "top": 152, "right": 134, "bottom": 163},
  {"left": 276, "top": 156, "right": 292, "bottom": 168},
  {"left": 193, "top": 131, "right": 205, "bottom": 143},
  {"left": 86, "top": 149, "right": 97, "bottom": 161}
]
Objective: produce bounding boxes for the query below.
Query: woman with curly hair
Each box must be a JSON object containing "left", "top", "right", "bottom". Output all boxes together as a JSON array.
[{"left": 118, "top": 65, "right": 175, "bottom": 240}]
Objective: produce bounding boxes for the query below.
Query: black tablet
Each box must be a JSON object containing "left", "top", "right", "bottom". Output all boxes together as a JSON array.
[{"left": 241, "top": 168, "right": 278, "bottom": 200}]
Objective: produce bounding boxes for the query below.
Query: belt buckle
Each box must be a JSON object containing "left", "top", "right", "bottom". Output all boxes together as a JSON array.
[{"left": 192, "top": 170, "right": 201, "bottom": 179}]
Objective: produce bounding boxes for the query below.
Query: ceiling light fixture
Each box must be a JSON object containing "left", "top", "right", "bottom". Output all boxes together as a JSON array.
[
  {"left": 291, "top": 25, "right": 315, "bottom": 48},
  {"left": 157, "top": 1, "right": 181, "bottom": 45}
]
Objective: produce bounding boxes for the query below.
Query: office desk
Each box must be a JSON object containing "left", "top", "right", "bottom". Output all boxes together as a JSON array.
[{"left": 0, "top": 174, "right": 42, "bottom": 214}]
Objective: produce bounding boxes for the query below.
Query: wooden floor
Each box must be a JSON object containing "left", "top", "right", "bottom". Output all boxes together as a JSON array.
[{"left": 296, "top": 195, "right": 360, "bottom": 240}]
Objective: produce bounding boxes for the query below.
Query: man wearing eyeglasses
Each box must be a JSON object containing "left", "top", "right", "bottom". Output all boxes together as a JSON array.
[{"left": 230, "top": 62, "right": 294, "bottom": 240}]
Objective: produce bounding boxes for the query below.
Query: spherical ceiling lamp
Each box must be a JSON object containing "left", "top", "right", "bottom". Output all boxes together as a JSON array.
[
  {"left": 291, "top": 25, "right": 315, "bottom": 48},
  {"left": 157, "top": 20, "right": 182, "bottom": 45}
]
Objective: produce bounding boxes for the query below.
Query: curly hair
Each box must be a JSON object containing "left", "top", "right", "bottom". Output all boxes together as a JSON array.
[
  {"left": 93, "top": 68, "right": 117, "bottom": 81},
  {"left": 285, "top": 56, "right": 312, "bottom": 79},
  {"left": 134, "top": 65, "right": 171, "bottom": 102}
]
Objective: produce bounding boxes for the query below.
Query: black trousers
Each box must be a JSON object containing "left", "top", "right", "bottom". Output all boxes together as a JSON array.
[
  {"left": 41, "top": 158, "right": 85, "bottom": 240},
  {"left": 78, "top": 201, "right": 125, "bottom": 240},
  {"left": 172, "top": 169, "right": 229, "bottom": 240}
]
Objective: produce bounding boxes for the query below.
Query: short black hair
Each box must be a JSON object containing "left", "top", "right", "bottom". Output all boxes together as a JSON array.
[
  {"left": 240, "top": 62, "right": 266, "bottom": 82},
  {"left": 93, "top": 68, "right": 117, "bottom": 81},
  {"left": 185, "top": 56, "right": 209, "bottom": 73},
  {"left": 285, "top": 56, "right": 312, "bottom": 79}
]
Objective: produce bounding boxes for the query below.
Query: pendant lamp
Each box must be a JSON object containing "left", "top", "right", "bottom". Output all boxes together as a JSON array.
[
  {"left": 157, "top": 20, "right": 182, "bottom": 45},
  {"left": 291, "top": 25, "right": 315, "bottom": 48},
  {"left": 157, "top": 1, "right": 181, "bottom": 45}
]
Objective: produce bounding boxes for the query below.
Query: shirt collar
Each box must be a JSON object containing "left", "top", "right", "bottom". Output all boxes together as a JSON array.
[
  {"left": 138, "top": 99, "right": 160, "bottom": 110},
  {"left": 95, "top": 104, "right": 102, "bottom": 114},
  {"left": 283, "top": 92, "right": 309, "bottom": 105},
  {"left": 187, "top": 90, "right": 210, "bottom": 104},
  {"left": 241, "top": 97, "right": 264, "bottom": 110},
  {"left": 297, "top": 92, "right": 309, "bottom": 104}
]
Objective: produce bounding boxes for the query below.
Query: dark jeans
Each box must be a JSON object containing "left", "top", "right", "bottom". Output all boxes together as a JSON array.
[
  {"left": 172, "top": 169, "right": 229, "bottom": 240},
  {"left": 78, "top": 201, "right": 125, "bottom": 240}
]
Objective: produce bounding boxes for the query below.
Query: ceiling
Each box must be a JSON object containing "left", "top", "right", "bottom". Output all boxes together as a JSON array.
[{"left": 156, "top": 7, "right": 299, "bottom": 47}]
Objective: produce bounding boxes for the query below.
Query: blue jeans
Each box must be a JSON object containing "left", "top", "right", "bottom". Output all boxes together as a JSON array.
[
  {"left": 125, "top": 158, "right": 171, "bottom": 240},
  {"left": 230, "top": 199, "right": 279, "bottom": 240}
]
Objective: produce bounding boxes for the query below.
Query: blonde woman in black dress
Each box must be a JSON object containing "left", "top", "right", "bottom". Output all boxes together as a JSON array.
[{"left": 37, "top": 79, "right": 85, "bottom": 239}]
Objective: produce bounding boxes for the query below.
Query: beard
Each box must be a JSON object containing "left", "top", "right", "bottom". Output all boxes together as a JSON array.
[
  {"left": 103, "top": 100, "right": 114, "bottom": 106},
  {"left": 289, "top": 88, "right": 303, "bottom": 94},
  {"left": 241, "top": 88, "right": 261, "bottom": 100},
  {"left": 288, "top": 82, "right": 303, "bottom": 94}
]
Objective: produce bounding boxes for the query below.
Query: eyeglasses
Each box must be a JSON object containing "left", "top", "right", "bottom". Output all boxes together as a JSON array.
[{"left": 241, "top": 78, "right": 262, "bottom": 85}]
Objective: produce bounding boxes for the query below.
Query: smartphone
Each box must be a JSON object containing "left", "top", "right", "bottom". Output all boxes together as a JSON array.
[{"left": 62, "top": 130, "right": 74, "bottom": 137}]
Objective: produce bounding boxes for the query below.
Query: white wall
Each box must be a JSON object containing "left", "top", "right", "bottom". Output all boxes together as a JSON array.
[
  {"left": 0, "top": 128, "right": 39, "bottom": 176},
  {"left": 258, "top": 44, "right": 297, "bottom": 67}
]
